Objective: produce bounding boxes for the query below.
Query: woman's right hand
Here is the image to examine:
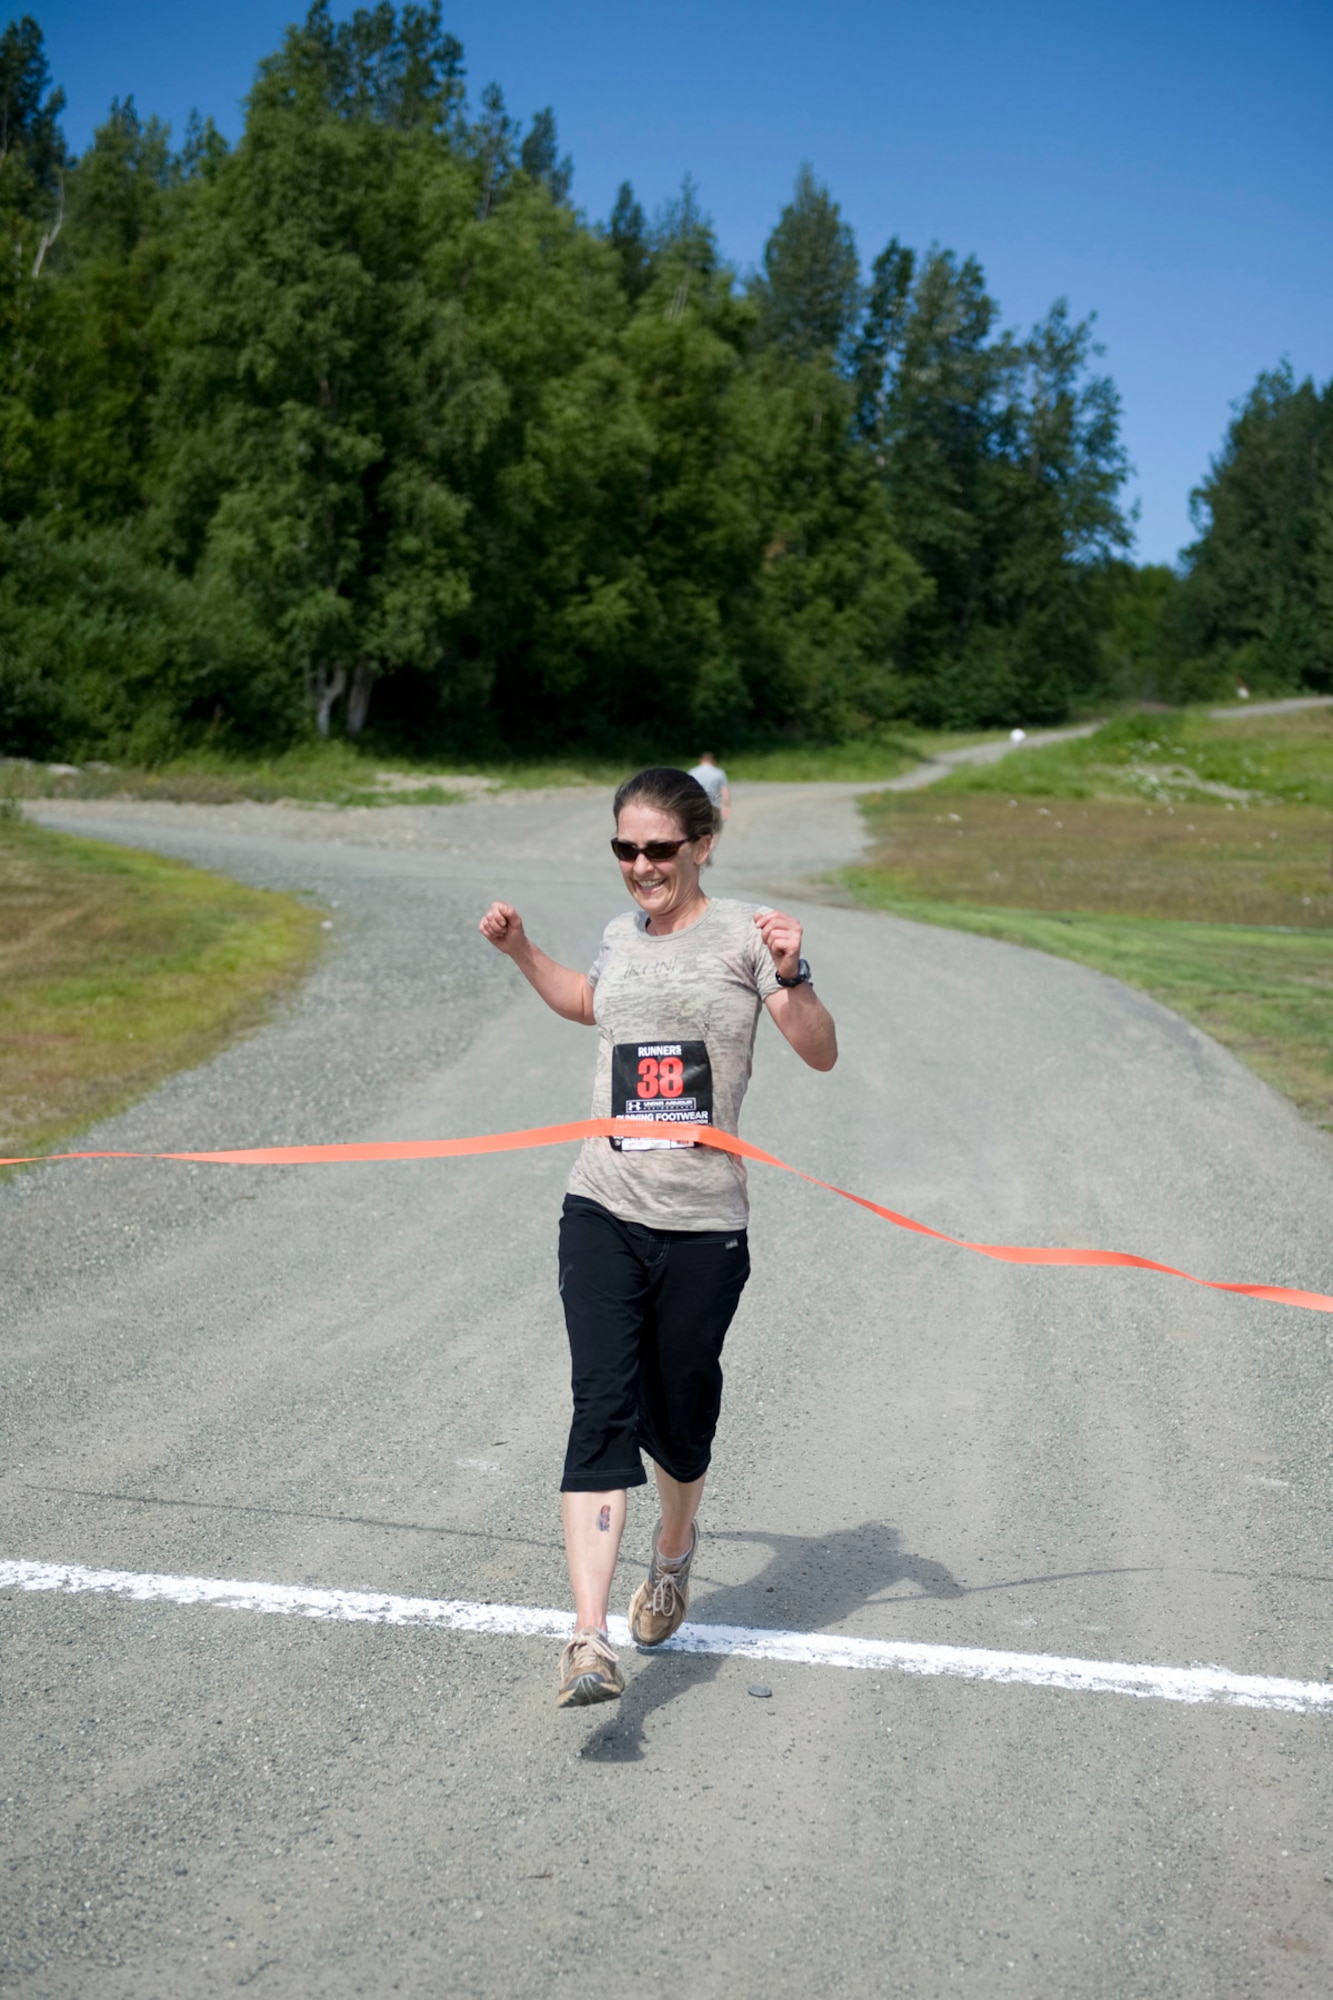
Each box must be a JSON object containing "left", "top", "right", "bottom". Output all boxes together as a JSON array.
[
  {"left": 478, "top": 902, "right": 593, "bottom": 1023},
  {"left": 479, "top": 901, "right": 527, "bottom": 956}
]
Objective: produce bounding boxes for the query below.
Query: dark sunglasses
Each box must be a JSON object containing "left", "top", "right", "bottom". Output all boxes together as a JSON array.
[{"left": 610, "top": 838, "right": 688, "bottom": 863}]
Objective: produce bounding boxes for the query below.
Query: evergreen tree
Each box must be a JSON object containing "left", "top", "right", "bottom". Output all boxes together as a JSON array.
[
  {"left": 40, "top": 99, "right": 179, "bottom": 524},
  {"left": 472, "top": 82, "right": 516, "bottom": 220},
  {"left": 754, "top": 162, "right": 860, "bottom": 368},
  {"left": 741, "top": 355, "right": 923, "bottom": 736},
  {"left": 852, "top": 235, "right": 914, "bottom": 439},
  {"left": 0, "top": 13, "right": 66, "bottom": 524},
  {"left": 861, "top": 243, "right": 1131, "bottom": 724},
  {"left": 1175, "top": 364, "right": 1332, "bottom": 693},
  {"left": 980, "top": 301, "right": 1132, "bottom": 720},
  {"left": 868, "top": 245, "right": 1008, "bottom": 718},
  {"left": 607, "top": 180, "right": 650, "bottom": 300},
  {"left": 0, "top": 13, "right": 64, "bottom": 190},
  {"left": 651, "top": 174, "right": 716, "bottom": 284},
  {"left": 519, "top": 107, "right": 572, "bottom": 205},
  {"left": 1315, "top": 461, "right": 1333, "bottom": 676}
]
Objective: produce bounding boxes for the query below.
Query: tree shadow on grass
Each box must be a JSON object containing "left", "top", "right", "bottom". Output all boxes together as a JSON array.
[{"left": 578, "top": 1520, "right": 961, "bottom": 1764}]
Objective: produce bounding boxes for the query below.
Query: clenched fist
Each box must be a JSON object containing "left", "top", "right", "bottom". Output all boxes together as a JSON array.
[
  {"left": 479, "top": 901, "right": 528, "bottom": 957},
  {"left": 754, "top": 907, "right": 803, "bottom": 982}
]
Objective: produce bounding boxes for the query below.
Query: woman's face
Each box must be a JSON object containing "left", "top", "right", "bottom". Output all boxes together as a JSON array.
[{"left": 614, "top": 801, "right": 712, "bottom": 925}]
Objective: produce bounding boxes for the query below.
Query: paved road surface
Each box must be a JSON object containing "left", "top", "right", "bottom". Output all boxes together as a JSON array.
[
  {"left": 1209, "top": 696, "right": 1333, "bottom": 720},
  {"left": 4, "top": 763, "right": 1332, "bottom": 1998}
]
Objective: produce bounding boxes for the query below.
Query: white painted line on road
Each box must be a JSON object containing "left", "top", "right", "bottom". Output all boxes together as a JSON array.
[{"left": 5, "top": 1558, "right": 1330, "bottom": 1715}]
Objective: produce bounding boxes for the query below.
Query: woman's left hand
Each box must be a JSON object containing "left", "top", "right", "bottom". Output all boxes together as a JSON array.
[{"left": 754, "top": 907, "right": 803, "bottom": 981}]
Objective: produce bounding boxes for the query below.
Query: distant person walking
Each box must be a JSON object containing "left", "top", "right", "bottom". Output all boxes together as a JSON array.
[
  {"left": 687, "top": 752, "right": 730, "bottom": 821},
  {"left": 688, "top": 753, "right": 730, "bottom": 863}
]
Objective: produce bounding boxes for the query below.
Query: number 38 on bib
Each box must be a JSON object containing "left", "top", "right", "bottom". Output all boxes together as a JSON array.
[{"left": 610, "top": 1040, "right": 714, "bottom": 1151}]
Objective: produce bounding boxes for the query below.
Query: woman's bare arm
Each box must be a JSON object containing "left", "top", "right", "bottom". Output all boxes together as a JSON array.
[
  {"left": 755, "top": 908, "right": 838, "bottom": 1072},
  {"left": 763, "top": 982, "right": 838, "bottom": 1070},
  {"left": 478, "top": 902, "right": 596, "bottom": 1025}
]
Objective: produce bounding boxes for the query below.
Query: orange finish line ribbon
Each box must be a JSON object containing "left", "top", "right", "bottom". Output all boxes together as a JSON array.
[{"left": 5, "top": 1118, "right": 1331, "bottom": 1317}]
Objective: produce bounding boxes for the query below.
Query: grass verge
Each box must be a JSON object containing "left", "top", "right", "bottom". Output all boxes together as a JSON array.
[
  {"left": 840, "top": 705, "right": 1333, "bottom": 1130},
  {"left": 0, "top": 742, "right": 469, "bottom": 808},
  {"left": 1, "top": 729, "right": 933, "bottom": 806},
  {"left": 0, "top": 813, "right": 324, "bottom": 1166},
  {"left": 931, "top": 702, "right": 1333, "bottom": 810},
  {"left": 473, "top": 735, "right": 929, "bottom": 784}
]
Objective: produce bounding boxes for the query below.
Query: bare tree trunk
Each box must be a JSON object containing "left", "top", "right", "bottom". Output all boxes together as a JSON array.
[
  {"left": 31, "top": 173, "right": 64, "bottom": 279},
  {"left": 314, "top": 665, "right": 346, "bottom": 738},
  {"left": 347, "top": 656, "right": 376, "bottom": 737}
]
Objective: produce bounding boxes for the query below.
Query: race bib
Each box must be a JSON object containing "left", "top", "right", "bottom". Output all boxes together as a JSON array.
[{"left": 610, "top": 1040, "right": 713, "bottom": 1150}]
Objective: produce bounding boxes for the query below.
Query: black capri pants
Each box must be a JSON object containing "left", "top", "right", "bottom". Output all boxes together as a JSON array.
[{"left": 558, "top": 1194, "right": 751, "bottom": 1493}]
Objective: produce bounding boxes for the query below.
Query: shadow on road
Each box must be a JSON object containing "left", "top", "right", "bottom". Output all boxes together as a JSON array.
[
  {"left": 23, "top": 1480, "right": 568, "bottom": 1558},
  {"left": 580, "top": 1521, "right": 961, "bottom": 1763}
]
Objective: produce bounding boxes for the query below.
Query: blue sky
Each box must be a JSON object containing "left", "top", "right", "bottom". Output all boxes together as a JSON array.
[{"left": 22, "top": 0, "right": 1333, "bottom": 564}]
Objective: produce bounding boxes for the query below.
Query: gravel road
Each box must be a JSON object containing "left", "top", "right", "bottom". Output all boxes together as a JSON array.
[{"left": 4, "top": 758, "right": 1333, "bottom": 1999}]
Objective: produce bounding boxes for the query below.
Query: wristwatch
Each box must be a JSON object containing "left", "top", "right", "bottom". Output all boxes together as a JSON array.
[{"left": 774, "top": 957, "right": 812, "bottom": 988}]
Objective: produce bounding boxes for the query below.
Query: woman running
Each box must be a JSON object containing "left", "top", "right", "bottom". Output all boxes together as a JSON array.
[{"left": 479, "top": 766, "right": 837, "bottom": 1706}]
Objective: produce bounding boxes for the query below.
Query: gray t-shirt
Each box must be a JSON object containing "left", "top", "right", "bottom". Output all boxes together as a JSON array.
[{"left": 566, "top": 896, "right": 781, "bottom": 1231}]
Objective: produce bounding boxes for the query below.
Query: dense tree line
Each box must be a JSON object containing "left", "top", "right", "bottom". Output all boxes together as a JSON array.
[{"left": 11, "top": 1, "right": 1288, "bottom": 763}]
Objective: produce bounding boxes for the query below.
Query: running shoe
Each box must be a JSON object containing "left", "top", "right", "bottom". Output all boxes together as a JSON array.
[
  {"left": 556, "top": 1628, "right": 624, "bottom": 1707},
  {"left": 628, "top": 1520, "right": 697, "bottom": 1647}
]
